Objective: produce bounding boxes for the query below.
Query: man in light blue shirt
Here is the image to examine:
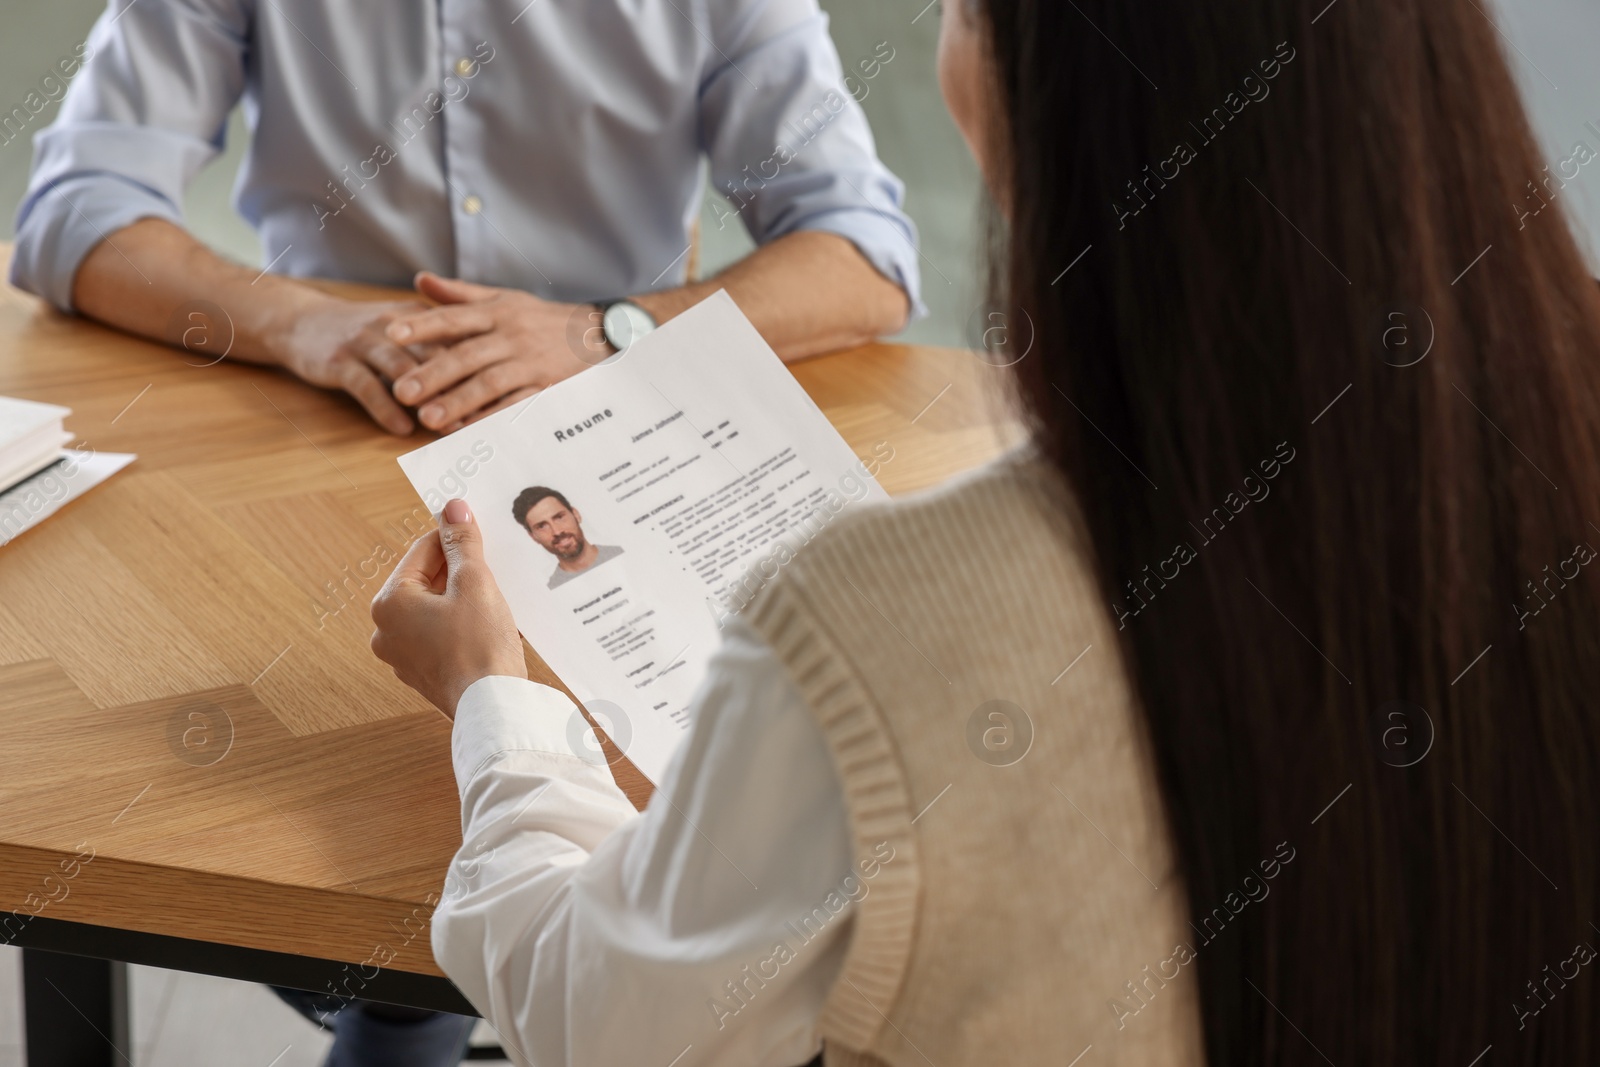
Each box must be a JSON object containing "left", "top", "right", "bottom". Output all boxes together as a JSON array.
[{"left": 12, "top": 0, "right": 920, "bottom": 437}]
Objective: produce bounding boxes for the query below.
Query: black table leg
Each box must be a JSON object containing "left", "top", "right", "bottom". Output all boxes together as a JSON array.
[{"left": 21, "top": 949, "right": 131, "bottom": 1067}]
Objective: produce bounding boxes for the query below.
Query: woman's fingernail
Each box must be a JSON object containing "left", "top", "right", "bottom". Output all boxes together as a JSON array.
[
  {"left": 396, "top": 379, "right": 421, "bottom": 402},
  {"left": 444, "top": 498, "right": 472, "bottom": 524},
  {"left": 390, "top": 323, "right": 413, "bottom": 341},
  {"left": 421, "top": 403, "right": 444, "bottom": 425}
]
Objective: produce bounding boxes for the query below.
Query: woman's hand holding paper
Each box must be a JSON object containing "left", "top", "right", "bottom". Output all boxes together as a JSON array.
[{"left": 370, "top": 499, "right": 528, "bottom": 718}]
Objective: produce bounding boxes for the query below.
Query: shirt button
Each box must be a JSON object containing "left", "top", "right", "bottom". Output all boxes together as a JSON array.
[
  {"left": 461, "top": 195, "right": 482, "bottom": 215},
  {"left": 454, "top": 57, "right": 476, "bottom": 76}
]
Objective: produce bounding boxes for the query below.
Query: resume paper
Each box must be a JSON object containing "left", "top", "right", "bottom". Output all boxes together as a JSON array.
[{"left": 397, "top": 292, "right": 886, "bottom": 782}]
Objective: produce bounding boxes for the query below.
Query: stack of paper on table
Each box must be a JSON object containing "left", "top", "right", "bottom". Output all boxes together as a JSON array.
[
  {"left": 398, "top": 292, "right": 890, "bottom": 782},
  {"left": 0, "top": 396, "right": 136, "bottom": 548},
  {"left": 0, "top": 396, "right": 72, "bottom": 489}
]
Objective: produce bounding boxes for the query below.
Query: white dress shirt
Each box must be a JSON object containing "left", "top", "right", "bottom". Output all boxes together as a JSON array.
[
  {"left": 11, "top": 0, "right": 922, "bottom": 315},
  {"left": 434, "top": 618, "right": 857, "bottom": 1066}
]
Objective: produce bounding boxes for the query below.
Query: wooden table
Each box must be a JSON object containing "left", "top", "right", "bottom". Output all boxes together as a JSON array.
[{"left": 0, "top": 257, "right": 1018, "bottom": 1063}]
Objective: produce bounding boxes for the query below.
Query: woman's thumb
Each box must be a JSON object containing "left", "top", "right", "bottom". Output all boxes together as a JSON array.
[{"left": 439, "top": 498, "right": 487, "bottom": 582}]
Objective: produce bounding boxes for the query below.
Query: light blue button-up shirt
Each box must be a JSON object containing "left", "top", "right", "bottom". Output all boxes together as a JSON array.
[{"left": 11, "top": 0, "right": 922, "bottom": 316}]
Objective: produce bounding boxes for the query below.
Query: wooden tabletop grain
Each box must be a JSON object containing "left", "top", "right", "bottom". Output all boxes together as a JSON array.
[{"left": 0, "top": 254, "right": 1020, "bottom": 979}]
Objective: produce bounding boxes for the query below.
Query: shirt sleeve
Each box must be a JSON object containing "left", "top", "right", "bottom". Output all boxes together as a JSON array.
[
  {"left": 432, "top": 617, "right": 857, "bottom": 1067},
  {"left": 10, "top": 0, "right": 252, "bottom": 311},
  {"left": 697, "top": 0, "right": 925, "bottom": 322}
]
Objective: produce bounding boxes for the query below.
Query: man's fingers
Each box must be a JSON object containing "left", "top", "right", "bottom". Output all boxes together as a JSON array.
[
  {"left": 356, "top": 336, "right": 423, "bottom": 384},
  {"left": 392, "top": 335, "right": 504, "bottom": 410},
  {"left": 418, "top": 358, "right": 532, "bottom": 431},
  {"left": 392, "top": 340, "right": 505, "bottom": 428},
  {"left": 386, "top": 303, "right": 495, "bottom": 347},
  {"left": 415, "top": 271, "right": 500, "bottom": 305},
  {"left": 338, "top": 360, "right": 416, "bottom": 435}
]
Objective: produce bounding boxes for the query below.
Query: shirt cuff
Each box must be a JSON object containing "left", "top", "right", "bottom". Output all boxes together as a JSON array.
[
  {"left": 11, "top": 174, "right": 184, "bottom": 311},
  {"left": 452, "top": 676, "right": 596, "bottom": 792},
  {"left": 799, "top": 206, "right": 927, "bottom": 324}
]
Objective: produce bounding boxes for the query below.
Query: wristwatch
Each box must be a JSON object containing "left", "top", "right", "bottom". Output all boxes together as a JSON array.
[{"left": 599, "top": 300, "right": 658, "bottom": 352}]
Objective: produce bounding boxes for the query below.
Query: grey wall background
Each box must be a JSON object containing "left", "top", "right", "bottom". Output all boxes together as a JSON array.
[
  {"left": 0, "top": 0, "right": 984, "bottom": 347},
  {"left": 1488, "top": 0, "right": 1600, "bottom": 270}
]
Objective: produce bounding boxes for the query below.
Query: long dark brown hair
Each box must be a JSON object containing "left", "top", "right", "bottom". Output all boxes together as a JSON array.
[{"left": 979, "top": 0, "right": 1600, "bottom": 1061}]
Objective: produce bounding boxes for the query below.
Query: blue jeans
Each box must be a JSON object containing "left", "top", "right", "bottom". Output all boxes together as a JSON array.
[
  {"left": 272, "top": 986, "right": 477, "bottom": 1067},
  {"left": 274, "top": 986, "right": 828, "bottom": 1066}
]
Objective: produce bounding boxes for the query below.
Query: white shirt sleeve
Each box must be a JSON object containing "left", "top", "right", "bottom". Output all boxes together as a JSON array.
[{"left": 432, "top": 617, "right": 855, "bottom": 1067}]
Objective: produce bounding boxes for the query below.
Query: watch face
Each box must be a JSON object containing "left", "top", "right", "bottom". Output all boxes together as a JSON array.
[{"left": 603, "top": 301, "right": 657, "bottom": 351}]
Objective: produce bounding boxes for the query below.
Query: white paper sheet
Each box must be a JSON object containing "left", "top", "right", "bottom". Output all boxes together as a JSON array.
[
  {"left": 0, "top": 450, "right": 138, "bottom": 548},
  {"left": 398, "top": 292, "right": 888, "bottom": 782}
]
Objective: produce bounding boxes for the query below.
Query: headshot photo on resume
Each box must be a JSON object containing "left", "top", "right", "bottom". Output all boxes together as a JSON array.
[{"left": 511, "top": 485, "right": 624, "bottom": 590}]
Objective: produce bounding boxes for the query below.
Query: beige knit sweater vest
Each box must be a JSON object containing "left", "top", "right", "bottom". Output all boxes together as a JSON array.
[{"left": 745, "top": 453, "right": 1205, "bottom": 1066}]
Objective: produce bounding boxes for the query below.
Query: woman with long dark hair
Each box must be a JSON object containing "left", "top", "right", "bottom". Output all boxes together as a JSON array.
[{"left": 370, "top": 0, "right": 1600, "bottom": 1062}]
